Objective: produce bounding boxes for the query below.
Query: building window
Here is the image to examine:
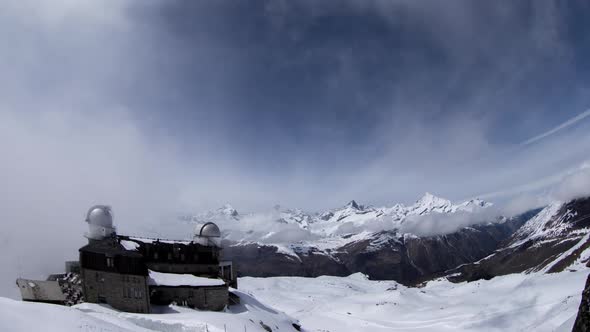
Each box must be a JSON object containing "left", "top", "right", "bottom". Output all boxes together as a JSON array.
[
  {"left": 167, "top": 252, "right": 172, "bottom": 260},
  {"left": 106, "top": 257, "right": 114, "bottom": 268}
]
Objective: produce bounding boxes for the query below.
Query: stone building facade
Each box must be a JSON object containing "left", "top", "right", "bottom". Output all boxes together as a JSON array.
[
  {"left": 80, "top": 223, "right": 237, "bottom": 313},
  {"left": 78, "top": 227, "right": 236, "bottom": 313},
  {"left": 81, "top": 268, "right": 150, "bottom": 313},
  {"left": 79, "top": 236, "right": 151, "bottom": 313},
  {"left": 150, "top": 285, "right": 228, "bottom": 311}
]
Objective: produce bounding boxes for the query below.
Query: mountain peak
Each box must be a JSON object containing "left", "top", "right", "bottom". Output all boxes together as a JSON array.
[
  {"left": 218, "top": 204, "right": 239, "bottom": 217},
  {"left": 467, "top": 198, "right": 490, "bottom": 207},
  {"left": 346, "top": 200, "right": 361, "bottom": 210},
  {"left": 411, "top": 192, "right": 453, "bottom": 215},
  {"left": 416, "top": 192, "right": 449, "bottom": 205},
  {"left": 456, "top": 198, "right": 493, "bottom": 212}
]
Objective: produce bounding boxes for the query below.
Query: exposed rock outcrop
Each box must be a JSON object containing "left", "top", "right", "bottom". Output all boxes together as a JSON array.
[
  {"left": 449, "top": 197, "right": 590, "bottom": 283},
  {"left": 220, "top": 196, "right": 590, "bottom": 286}
]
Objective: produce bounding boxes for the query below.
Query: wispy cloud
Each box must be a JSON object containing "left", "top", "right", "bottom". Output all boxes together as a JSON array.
[{"left": 520, "top": 109, "right": 590, "bottom": 146}]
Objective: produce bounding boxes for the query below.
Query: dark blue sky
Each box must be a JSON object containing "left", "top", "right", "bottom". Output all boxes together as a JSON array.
[
  {"left": 125, "top": 1, "right": 590, "bottom": 158},
  {"left": 2, "top": 0, "right": 590, "bottom": 210}
]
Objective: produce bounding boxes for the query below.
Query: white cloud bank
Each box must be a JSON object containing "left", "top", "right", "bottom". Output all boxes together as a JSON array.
[
  {"left": 553, "top": 163, "right": 590, "bottom": 202},
  {"left": 0, "top": 1, "right": 190, "bottom": 298}
]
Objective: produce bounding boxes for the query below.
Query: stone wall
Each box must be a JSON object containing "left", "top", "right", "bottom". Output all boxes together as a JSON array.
[
  {"left": 150, "top": 285, "right": 228, "bottom": 311},
  {"left": 81, "top": 268, "right": 150, "bottom": 313}
]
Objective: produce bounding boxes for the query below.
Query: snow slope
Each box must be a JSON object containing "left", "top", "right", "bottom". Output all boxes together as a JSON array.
[
  {"left": 511, "top": 201, "right": 567, "bottom": 246},
  {"left": 0, "top": 289, "right": 299, "bottom": 332},
  {"left": 240, "top": 269, "right": 588, "bottom": 332},
  {"left": 2, "top": 269, "right": 587, "bottom": 331}
]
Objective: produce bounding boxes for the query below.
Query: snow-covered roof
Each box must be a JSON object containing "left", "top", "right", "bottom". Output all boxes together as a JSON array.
[
  {"left": 120, "top": 240, "right": 139, "bottom": 251},
  {"left": 147, "top": 270, "right": 225, "bottom": 287},
  {"left": 127, "top": 236, "right": 192, "bottom": 245}
]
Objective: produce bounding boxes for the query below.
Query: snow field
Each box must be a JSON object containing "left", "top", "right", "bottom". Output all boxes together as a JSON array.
[{"left": 240, "top": 270, "right": 589, "bottom": 332}]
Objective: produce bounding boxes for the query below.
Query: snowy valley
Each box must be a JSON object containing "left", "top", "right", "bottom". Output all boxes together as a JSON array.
[{"left": 1, "top": 268, "right": 588, "bottom": 331}]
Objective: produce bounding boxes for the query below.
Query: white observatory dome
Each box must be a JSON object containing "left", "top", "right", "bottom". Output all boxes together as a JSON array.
[
  {"left": 85, "top": 205, "right": 116, "bottom": 240},
  {"left": 193, "top": 222, "right": 221, "bottom": 247},
  {"left": 86, "top": 205, "right": 113, "bottom": 227},
  {"left": 196, "top": 222, "right": 221, "bottom": 237}
]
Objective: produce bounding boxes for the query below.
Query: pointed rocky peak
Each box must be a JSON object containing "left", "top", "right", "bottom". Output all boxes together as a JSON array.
[
  {"left": 319, "top": 211, "right": 334, "bottom": 221},
  {"left": 346, "top": 200, "right": 362, "bottom": 210},
  {"left": 467, "top": 198, "right": 492, "bottom": 208}
]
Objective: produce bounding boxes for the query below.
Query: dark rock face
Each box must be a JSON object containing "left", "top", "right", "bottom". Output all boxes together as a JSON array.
[
  {"left": 222, "top": 243, "right": 350, "bottom": 278},
  {"left": 449, "top": 238, "right": 581, "bottom": 282},
  {"left": 222, "top": 211, "right": 534, "bottom": 285},
  {"left": 573, "top": 274, "right": 590, "bottom": 332},
  {"left": 450, "top": 198, "right": 590, "bottom": 283},
  {"left": 332, "top": 220, "right": 525, "bottom": 285},
  {"left": 223, "top": 198, "right": 590, "bottom": 285}
]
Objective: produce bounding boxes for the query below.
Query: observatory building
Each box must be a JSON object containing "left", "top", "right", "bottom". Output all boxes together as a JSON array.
[{"left": 16, "top": 205, "right": 237, "bottom": 313}]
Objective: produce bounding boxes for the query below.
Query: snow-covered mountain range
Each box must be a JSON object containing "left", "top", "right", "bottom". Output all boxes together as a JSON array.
[
  {"left": 140, "top": 193, "right": 590, "bottom": 288},
  {"left": 181, "top": 194, "right": 590, "bottom": 288},
  {"left": 189, "top": 192, "right": 493, "bottom": 240}
]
